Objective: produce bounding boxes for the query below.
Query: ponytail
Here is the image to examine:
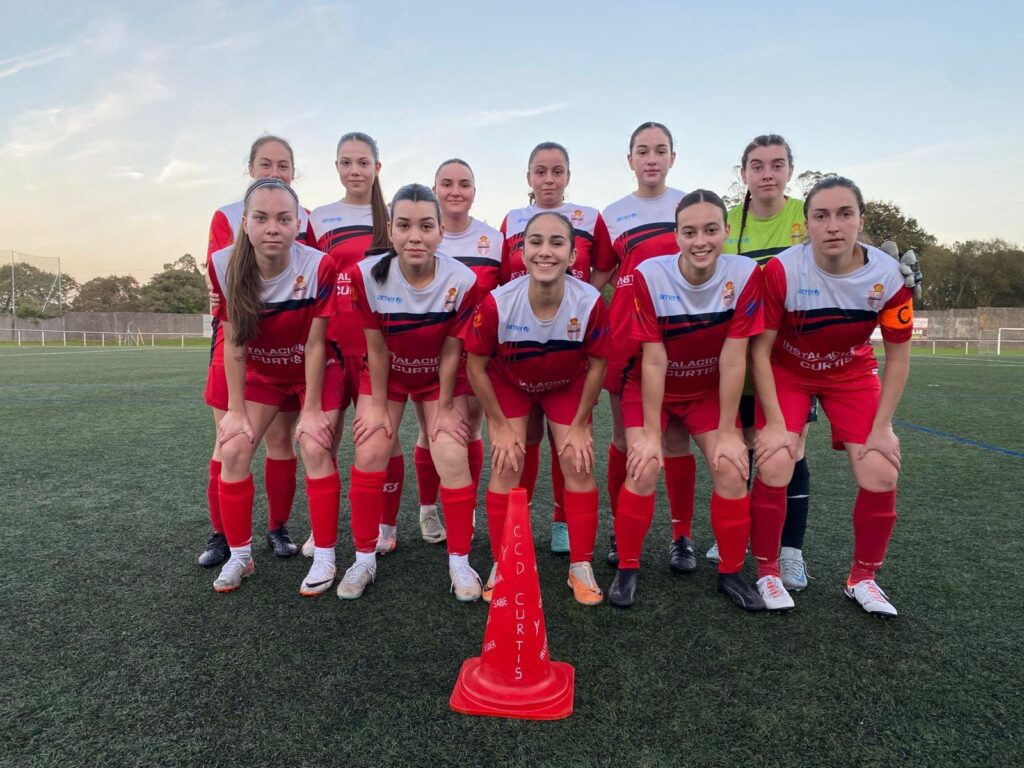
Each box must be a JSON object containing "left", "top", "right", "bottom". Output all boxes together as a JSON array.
[
  {"left": 737, "top": 190, "right": 751, "bottom": 256},
  {"left": 370, "top": 249, "right": 399, "bottom": 284},
  {"left": 369, "top": 177, "right": 391, "bottom": 252}
]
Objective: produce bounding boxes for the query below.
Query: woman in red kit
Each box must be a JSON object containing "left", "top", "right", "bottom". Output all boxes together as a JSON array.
[
  {"left": 200, "top": 134, "right": 310, "bottom": 569},
  {"left": 750, "top": 176, "right": 913, "bottom": 617},
  {"left": 466, "top": 211, "right": 610, "bottom": 607},
  {"left": 601, "top": 122, "right": 694, "bottom": 573},
  {"left": 611, "top": 190, "right": 764, "bottom": 610},
  {"left": 209, "top": 178, "right": 342, "bottom": 597},
  {"left": 305, "top": 132, "right": 410, "bottom": 557},
  {"left": 408, "top": 159, "right": 502, "bottom": 544},
  {"left": 498, "top": 141, "right": 616, "bottom": 554},
  {"left": 340, "top": 183, "right": 482, "bottom": 603}
]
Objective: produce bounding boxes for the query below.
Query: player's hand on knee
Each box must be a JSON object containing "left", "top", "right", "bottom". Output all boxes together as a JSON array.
[
  {"left": 430, "top": 404, "right": 469, "bottom": 446},
  {"left": 627, "top": 428, "right": 663, "bottom": 481},
  {"left": 352, "top": 402, "right": 393, "bottom": 446},
  {"left": 491, "top": 423, "right": 524, "bottom": 474},
  {"left": 296, "top": 408, "right": 333, "bottom": 451},
  {"left": 559, "top": 424, "right": 594, "bottom": 475},
  {"left": 754, "top": 423, "right": 795, "bottom": 465},
  {"left": 218, "top": 409, "right": 254, "bottom": 446},
  {"left": 712, "top": 429, "right": 749, "bottom": 482},
  {"left": 858, "top": 425, "right": 901, "bottom": 470}
]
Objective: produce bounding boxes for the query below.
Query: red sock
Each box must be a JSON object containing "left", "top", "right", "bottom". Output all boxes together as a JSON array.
[
  {"left": 349, "top": 467, "right": 386, "bottom": 553},
  {"left": 664, "top": 454, "right": 696, "bottom": 539},
  {"left": 550, "top": 448, "right": 566, "bottom": 523},
  {"left": 849, "top": 488, "right": 898, "bottom": 584},
  {"left": 381, "top": 454, "right": 404, "bottom": 527},
  {"left": 413, "top": 445, "right": 440, "bottom": 506},
  {"left": 710, "top": 492, "right": 751, "bottom": 574},
  {"left": 468, "top": 439, "right": 484, "bottom": 491},
  {"left": 614, "top": 487, "right": 655, "bottom": 570},
  {"left": 607, "top": 444, "right": 627, "bottom": 518},
  {"left": 563, "top": 489, "right": 598, "bottom": 562},
  {"left": 218, "top": 474, "right": 254, "bottom": 548},
  {"left": 306, "top": 473, "right": 341, "bottom": 549},
  {"left": 265, "top": 457, "right": 297, "bottom": 530},
  {"left": 750, "top": 477, "right": 787, "bottom": 578},
  {"left": 521, "top": 443, "right": 540, "bottom": 502},
  {"left": 485, "top": 490, "right": 509, "bottom": 560},
  {"left": 207, "top": 459, "right": 223, "bottom": 532},
  {"left": 441, "top": 483, "right": 476, "bottom": 556}
]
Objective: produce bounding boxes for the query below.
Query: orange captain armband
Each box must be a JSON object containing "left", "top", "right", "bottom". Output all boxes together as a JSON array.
[{"left": 879, "top": 298, "right": 913, "bottom": 333}]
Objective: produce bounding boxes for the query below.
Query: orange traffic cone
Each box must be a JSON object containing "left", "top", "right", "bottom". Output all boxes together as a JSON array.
[{"left": 450, "top": 487, "right": 574, "bottom": 720}]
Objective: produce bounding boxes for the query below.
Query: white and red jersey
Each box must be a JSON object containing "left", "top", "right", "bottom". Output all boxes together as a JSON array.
[
  {"left": 307, "top": 201, "right": 379, "bottom": 358},
  {"left": 208, "top": 242, "right": 335, "bottom": 383},
  {"left": 763, "top": 242, "right": 914, "bottom": 383},
  {"left": 439, "top": 218, "right": 503, "bottom": 294},
  {"left": 498, "top": 202, "right": 616, "bottom": 284},
  {"left": 602, "top": 188, "right": 686, "bottom": 371},
  {"left": 464, "top": 275, "right": 611, "bottom": 393},
  {"left": 630, "top": 253, "right": 763, "bottom": 401},
  {"left": 207, "top": 200, "right": 310, "bottom": 257},
  {"left": 351, "top": 253, "right": 480, "bottom": 393}
]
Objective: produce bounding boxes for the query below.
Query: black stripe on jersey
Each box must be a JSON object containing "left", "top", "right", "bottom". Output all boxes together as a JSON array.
[
  {"left": 572, "top": 228, "right": 595, "bottom": 244},
  {"left": 259, "top": 297, "right": 317, "bottom": 318},
  {"left": 659, "top": 309, "right": 733, "bottom": 339},
  {"left": 324, "top": 226, "right": 373, "bottom": 252},
  {"left": 455, "top": 256, "right": 500, "bottom": 267},
  {"left": 380, "top": 311, "right": 454, "bottom": 334},
  {"left": 795, "top": 308, "right": 876, "bottom": 334},
  {"left": 504, "top": 339, "right": 583, "bottom": 362},
  {"left": 620, "top": 223, "right": 675, "bottom": 255},
  {"left": 739, "top": 246, "right": 788, "bottom": 264}
]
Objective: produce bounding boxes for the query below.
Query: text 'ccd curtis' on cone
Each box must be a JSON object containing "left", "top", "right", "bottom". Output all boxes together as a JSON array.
[{"left": 450, "top": 487, "right": 574, "bottom": 720}]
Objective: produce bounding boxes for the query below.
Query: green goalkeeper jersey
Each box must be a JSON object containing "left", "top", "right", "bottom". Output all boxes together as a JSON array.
[{"left": 724, "top": 196, "right": 806, "bottom": 264}]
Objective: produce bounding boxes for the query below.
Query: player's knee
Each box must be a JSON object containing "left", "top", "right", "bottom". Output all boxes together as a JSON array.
[
  {"left": 712, "top": 464, "right": 746, "bottom": 499},
  {"left": 298, "top": 437, "right": 333, "bottom": 476},
  {"left": 627, "top": 462, "right": 660, "bottom": 496},
  {"left": 756, "top": 453, "right": 794, "bottom": 488},
  {"left": 354, "top": 438, "right": 392, "bottom": 473},
  {"left": 859, "top": 458, "right": 899, "bottom": 493},
  {"left": 220, "top": 436, "right": 255, "bottom": 475}
]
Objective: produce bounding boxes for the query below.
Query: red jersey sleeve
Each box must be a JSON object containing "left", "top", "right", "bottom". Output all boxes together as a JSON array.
[
  {"left": 208, "top": 262, "right": 228, "bottom": 322},
  {"left": 878, "top": 286, "right": 914, "bottom": 342},
  {"left": 727, "top": 267, "right": 765, "bottom": 339},
  {"left": 630, "top": 272, "right": 662, "bottom": 342},
  {"left": 591, "top": 214, "right": 617, "bottom": 272},
  {"left": 462, "top": 293, "right": 499, "bottom": 357},
  {"left": 449, "top": 281, "right": 483, "bottom": 339},
  {"left": 761, "top": 258, "right": 788, "bottom": 331},
  {"left": 350, "top": 267, "right": 380, "bottom": 331},
  {"left": 583, "top": 297, "right": 612, "bottom": 359},
  {"left": 314, "top": 258, "right": 336, "bottom": 319},
  {"left": 207, "top": 211, "right": 234, "bottom": 258}
]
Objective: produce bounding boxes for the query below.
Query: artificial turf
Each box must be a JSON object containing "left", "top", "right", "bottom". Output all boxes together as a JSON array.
[{"left": 1, "top": 346, "right": 1021, "bottom": 767}]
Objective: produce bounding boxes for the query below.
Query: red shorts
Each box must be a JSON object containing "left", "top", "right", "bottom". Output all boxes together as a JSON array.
[
  {"left": 204, "top": 363, "right": 344, "bottom": 412},
  {"left": 755, "top": 364, "right": 880, "bottom": 449},
  {"left": 358, "top": 366, "right": 473, "bottom": 404},
  {"left": 487, "top": 369, "right": 589, "bottom": 426},
  {"left": 620, "top": 380, "right": 726, "bottom": 435},
  {"left": 602, "top": 344, "right": 639, "bottom": 395},
  {"left": 340, "top": 352, "right": 363, "bottom": 411}
]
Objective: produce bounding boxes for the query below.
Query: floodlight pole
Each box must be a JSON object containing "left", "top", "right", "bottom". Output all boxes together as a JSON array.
[{"left": 10, "top": 252, "right": 14, "bottom": 323}]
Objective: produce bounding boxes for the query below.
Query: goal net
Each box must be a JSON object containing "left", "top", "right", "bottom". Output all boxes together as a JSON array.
[
  {"left": 2, "top": 250, "right": 65, "bottom": 319},
  {"left": 996, "top": 328, "right": 1024, "bottom": 356}
]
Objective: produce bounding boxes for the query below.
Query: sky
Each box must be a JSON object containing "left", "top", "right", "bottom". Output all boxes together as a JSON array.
[{"left": 2, "top": 1, "right": 1022, "bottom": 284}]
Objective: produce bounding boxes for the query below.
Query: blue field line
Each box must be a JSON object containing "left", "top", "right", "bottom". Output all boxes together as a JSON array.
[{"left": 894, "top": 419, "right": 1024, "bottom": 459}]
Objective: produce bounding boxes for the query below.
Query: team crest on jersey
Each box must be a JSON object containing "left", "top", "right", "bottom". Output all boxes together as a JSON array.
[
  {"left": 477, "top": 235, "right": 490, "bottom": 257},
  {"left": 867, "top": 283, "right": 885, "bottom": 311},
  {"left": 567, "top": 317, "right": 581, "bottom": 342},
  {"left": 570, "top": 209, "right": 584, "bottom": 227},
  {"left": 790, "top": 223, "right": 805, "bottom": 242},
  {"left": 444, "top": 287, "right": 458, "bottom": 312},
  {"left": 722, "top": 281, "right": 735, "bottom": 308},
  {"left": 292, "top": 275, "right": 307, "bottom": 299},
  {"left": 473, "top": 312, "right": 483, "bottom": 328}
]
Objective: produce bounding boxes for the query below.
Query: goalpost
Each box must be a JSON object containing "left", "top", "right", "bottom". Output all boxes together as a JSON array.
[{"left": 996, "top": 328, "right": 1024, "bottom": 355}]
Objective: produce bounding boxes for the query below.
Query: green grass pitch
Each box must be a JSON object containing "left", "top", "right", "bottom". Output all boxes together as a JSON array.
[{"left": 1, "top": 346, "right": 1021, "bottom": 767}]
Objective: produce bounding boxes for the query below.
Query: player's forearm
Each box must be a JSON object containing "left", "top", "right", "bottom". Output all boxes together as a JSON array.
[
  {"left": 718, "top": 339, "right": 747, "bottom": 434},
  {"left": 302, "top": 327, "right": 325, "bottom": 414},
  {"left": 751, "top": 332, "right": 784, "bottom": 426},
  {"left": 640, "top": 347, "right": 667, "bottom": 434},
  {"left": 364, "top": 331, "right": 390, "bottom": 407},
  {"left": 223, "top": 325, "right": 247, "bottom": 413},
  {"left": 437, "top": 336, "right": 461, "bottom": 409},
  {"left": 466, "top": 355, "right": 507, "bottom": 429},
  {"left": 571, "top": 357, "right": 606, "bottom": 429}
]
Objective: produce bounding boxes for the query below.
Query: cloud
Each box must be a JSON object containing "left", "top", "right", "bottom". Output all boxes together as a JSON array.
[
  {"left": 156, "top": 158, "right": 224, "bottom": 189},
  {"left": 465, "top": 102, "right": 573, "bottom": 128},
  {"left": 0, "top": 69, "right": 171, "bottom": 159},
  {"left": 0, "top": 46, "right": 75, "bottom": 80}
]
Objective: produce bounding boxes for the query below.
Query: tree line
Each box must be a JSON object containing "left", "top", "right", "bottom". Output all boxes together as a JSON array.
[
  {"left": 3, "top": 196, "right": 1022, "bottom": 317},
  {"left": 1, "top": 254, "right": 208, "bottom": 318}
]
